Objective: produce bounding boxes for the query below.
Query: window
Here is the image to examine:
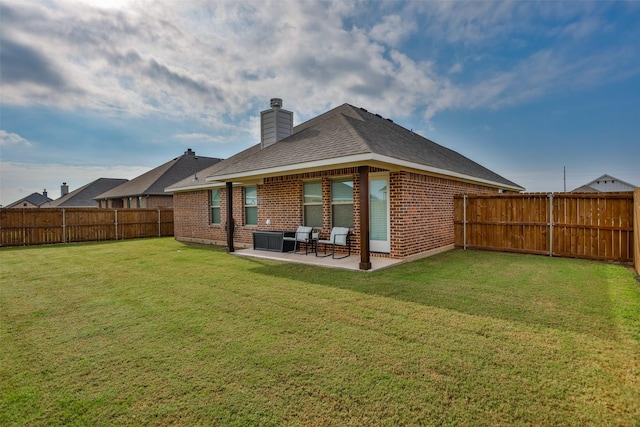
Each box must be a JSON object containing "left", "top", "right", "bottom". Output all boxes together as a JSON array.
[
  {"left": 137, "top": 196, "right": 142, "bottom": 208},
  {"left": 303, "top": 181, "right": 322, "bottom": 227},
  {"left": 210, "top": 189, "right": 221, "bottom": 224},
  {"left": 244, "top": 186, "right": 257, "bottom": 225},
  {"left": 331, "top": 179, "right": 354, "bottom": 228}
]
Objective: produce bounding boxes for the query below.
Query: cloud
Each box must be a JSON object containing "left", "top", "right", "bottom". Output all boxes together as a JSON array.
[
  {"left": 369, "top": 14, "right": 416, "bottom": 47},
  {"left": 174, "top": 133, "right": 228, "bottom": 144},
  {"left": 0, "top": 0, "right": 638, "bottom": 127},
  {"left": 0, "top": 130, "right": 34, "bottom": 147},
  {"left": 0, "top": 38, "right": 67, "bottom": 87}
]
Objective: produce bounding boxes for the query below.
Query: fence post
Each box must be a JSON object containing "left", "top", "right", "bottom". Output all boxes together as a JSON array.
[
  {"left": 548, "top": 193, "right": 554, "bottom": 257},
  {"left": 62, "top": 208, "right": 66, "bottom": 244},
  {"left": 115, "top": 210, "right": 118, "bottom": 241},
  {"left": 463, "top": 194, "right": 467, "bottom": 250},
  {"left": 634, "top": 188, "right": 640, "bottom": 275}
]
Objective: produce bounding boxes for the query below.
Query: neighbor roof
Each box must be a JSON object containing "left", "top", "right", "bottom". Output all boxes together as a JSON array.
[
  {"left": 5, "top": 192, "right": 53, "bottom": 208},
  {"left": 47, "top": 178, "right": 129, "bottom": 207},
  {"left": 571, "top": 174, "right": 637, "bottom": 193},
  {"left": 167, "top": 104, "right": 523, "bottom": 192},
  {"left": 96, "top": 150, "right": 222, "bottom": 200}
]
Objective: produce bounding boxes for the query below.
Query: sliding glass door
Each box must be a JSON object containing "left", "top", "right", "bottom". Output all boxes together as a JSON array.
[{"left": 369, "top": 174, "right": 390, "bottom": 253}]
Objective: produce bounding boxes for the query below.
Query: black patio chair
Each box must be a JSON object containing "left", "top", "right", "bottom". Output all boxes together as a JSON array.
[{"left": 282, "top": 226, "right": 314, "bottom": 254}]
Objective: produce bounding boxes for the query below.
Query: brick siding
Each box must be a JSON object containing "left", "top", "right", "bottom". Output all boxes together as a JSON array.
[{"left": 173, "top": 168, "right": 499, "bottom": 258}]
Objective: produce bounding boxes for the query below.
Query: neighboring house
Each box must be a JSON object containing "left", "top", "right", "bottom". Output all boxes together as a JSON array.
[
  {"left": 42, "top": 179, "right": 129, "bottom": 208},
  {"left": 167, "top": 99, "right": 524, "bottom": 269},
  {"left": 571, "top": 174, "right": 637, "bottom": 193},
  {"left": 95, "top": 149, "right": 222, "bottom": 208},
  {"left": 4, "top": 190, "right": 53, "bottom": 208}
]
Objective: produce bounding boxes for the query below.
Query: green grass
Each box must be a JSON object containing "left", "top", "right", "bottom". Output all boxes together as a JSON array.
[{"left": 1, "top": 238, "right": 639, "bottom": 426}]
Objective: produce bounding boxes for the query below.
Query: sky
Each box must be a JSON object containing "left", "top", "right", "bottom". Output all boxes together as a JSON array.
[{"left": 1, "top": 0, "right": 639, "bottom": 206}]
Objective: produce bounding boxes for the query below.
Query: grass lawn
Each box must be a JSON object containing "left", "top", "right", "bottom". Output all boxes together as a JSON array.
[{"left": 1, "top": 238, "right": 639, "bottom": 426}]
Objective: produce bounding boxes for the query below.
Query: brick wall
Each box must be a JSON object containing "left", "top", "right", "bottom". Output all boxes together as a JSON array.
[
  {"left": 389, "top": 172, "right": 498, "bottom": 257},
  {"left": 173, "top": 168, "right": 500, "bottom": 258},
  {"left": 147, "top": 195, "right": 174, "bottom": 208}
]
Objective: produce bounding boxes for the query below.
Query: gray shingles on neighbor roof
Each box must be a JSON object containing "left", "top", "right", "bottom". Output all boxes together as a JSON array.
[
  {"left": 168, "top": 103, "right": 522, "bottom": 191},
  {"left": 95, "top": 149, "right": 222, "bottom": 200},
  {"left": 5, "top": 192, "right": 53, "bottom": 208},
  {"left": 47, "top": 178, "right": 129, "bottom": 207}
]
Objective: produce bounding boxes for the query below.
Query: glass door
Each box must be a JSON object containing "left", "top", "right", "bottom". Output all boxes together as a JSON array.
[{"left": 369, "top": 175, "right": 390, "bottom": 253}]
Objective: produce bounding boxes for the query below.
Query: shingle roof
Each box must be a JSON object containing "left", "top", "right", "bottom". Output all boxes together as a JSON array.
[
  {"left": 570, "top": 185, "right": 599, "bottom": 193},
  {"left": 168, "top": 104, "right": 523, "bottom": 191},
  {"left": 5, "top": 192, "right": 53, "bottom": 208},
  {"left": 47, "top": 178, "right": 129, "bottom": 207},
  {"left": 96, "top": 150, "right": 222, "bottom": 199}
]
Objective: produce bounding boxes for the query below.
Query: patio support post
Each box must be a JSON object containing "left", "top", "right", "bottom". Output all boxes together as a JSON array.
[
  {"left": 226, "top": 182, "right": 235, "bottom": 253},
  {"left": 358, "top": 165, "right": 372, "bottom": 270}
]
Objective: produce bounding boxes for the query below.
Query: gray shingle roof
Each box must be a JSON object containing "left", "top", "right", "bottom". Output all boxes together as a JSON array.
[
  {"left": 48, "top": 178, "right": 129, "bottom": 207},
  {"left": 168, "top": 104, "right": 523, "bottom": 191},
  {"left": 5, "top": 192, "right": 53, "bottom": 208},
  {"left": 96, "top": 150, "right": 222, "bottom": 199}
]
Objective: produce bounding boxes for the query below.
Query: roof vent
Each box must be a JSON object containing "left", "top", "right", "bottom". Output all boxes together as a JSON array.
[{"left": 185, "top": 148, "right": 195, "bottom": 156}]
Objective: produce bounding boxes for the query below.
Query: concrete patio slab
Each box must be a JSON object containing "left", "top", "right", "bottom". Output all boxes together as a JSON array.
[
  {"left": 231, "top": 244, "right": 455, "bottom": 272},
  {"left": 232, "top": 248, "right": 402, "bottom": 272}
]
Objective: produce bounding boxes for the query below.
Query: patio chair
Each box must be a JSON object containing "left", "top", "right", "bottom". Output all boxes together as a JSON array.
[
  {"left": 282, "top": 226, "right": 314, "bottom": 254},
  {"left": 315, "top": 227, "right": 351, "bottom": 259}
]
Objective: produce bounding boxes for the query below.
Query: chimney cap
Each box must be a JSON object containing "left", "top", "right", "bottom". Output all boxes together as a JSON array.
[{"left": 270, "top": 98, "right": 283, "bottom": 109}]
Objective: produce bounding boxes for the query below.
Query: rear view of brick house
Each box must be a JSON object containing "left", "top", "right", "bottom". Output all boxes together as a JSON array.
[{"left": 167, "top": 99, "right": 523, "bottom": 270}]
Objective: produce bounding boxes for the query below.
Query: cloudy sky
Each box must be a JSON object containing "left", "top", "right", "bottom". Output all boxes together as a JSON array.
[{"left": 1, "top": 0, "right": 639, "bottom": 206}]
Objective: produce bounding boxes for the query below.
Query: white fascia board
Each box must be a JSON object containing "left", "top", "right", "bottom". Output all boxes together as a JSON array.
[
  {"left": 371, "top": 154, "right": 525, "bottom": 191},
  {"left": 203, "top": 153, "right": 524, "bottom": 192},
  {"left": 165, "top": 181, "right": 226, "bottom": 193}
]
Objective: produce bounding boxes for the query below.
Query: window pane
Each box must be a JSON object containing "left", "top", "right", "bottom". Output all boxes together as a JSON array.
[
  {"left": 211, "top": 189, "right": 220, "bottom": 207},
  {"left": 370, "top": 180, "right": 387, "bottom": 240},
  {"left": 303, "top": 182, "right": 322, "bottom": 204},
  {"left": 332, "top": 204, "right": 353, "bottom": 228},
  {"left": 332, "top": 180, "right": 353, "bottom": 202},
  {"left": 304, "top": 205, "right": 322, "bottom": 227},
  {"left": 211, "top": 207, "right": 221, "bottom": 224},
  {"left": 245, "top": 206, "right": 257, "bottom": 225},
  {"left": 245, "top": 186, "right": 257, "bottom": 205}
]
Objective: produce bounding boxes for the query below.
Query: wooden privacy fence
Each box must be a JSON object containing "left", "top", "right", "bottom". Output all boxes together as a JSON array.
[
  {"left": 454, "top": 192, "right": 636, "bottom": 263},
  {"left": 0, "top": 208, "right": 174, "bottom": 247}
]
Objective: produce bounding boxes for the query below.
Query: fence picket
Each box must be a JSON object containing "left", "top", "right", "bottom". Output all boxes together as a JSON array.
[
  {"left": 454, "top": 192, "right": 634, "bottom": 262},
  {"left": 0, "top": 208, "right": 173, "bottom": 247}
]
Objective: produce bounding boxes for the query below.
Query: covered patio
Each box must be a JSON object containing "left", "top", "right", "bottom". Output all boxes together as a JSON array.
[{"left": 232, "top": 245, "right": 455, "bottom": 272}]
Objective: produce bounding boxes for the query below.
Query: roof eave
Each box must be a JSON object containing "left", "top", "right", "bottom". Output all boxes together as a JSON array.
[
  {"left": 199, "top": 153, "right": 524, "bottom": 192},
  {"left": 165, "top": 181, "right": 227, "bottom": 193}
]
